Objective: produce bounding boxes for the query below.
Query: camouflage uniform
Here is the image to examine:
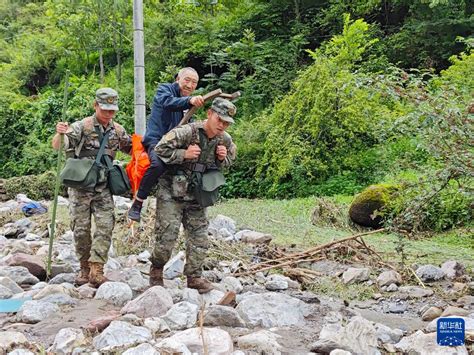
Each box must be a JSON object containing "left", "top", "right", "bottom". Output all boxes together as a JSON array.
[
  {"left": 152, "top": 119, "right": 236, "bottom": 277},
  {"left": 65, "top": 113, "right": 131, "bottom": 263}
]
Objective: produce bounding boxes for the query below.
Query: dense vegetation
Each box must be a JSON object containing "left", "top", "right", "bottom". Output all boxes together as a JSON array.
[{"left": 1, "top": 0, "right": 472, "bottom": 231}]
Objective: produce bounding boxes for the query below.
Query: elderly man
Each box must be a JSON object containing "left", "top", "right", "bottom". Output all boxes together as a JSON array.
[
  {"left": 128, "top": 67, "right": 204, "bottom": 222},
  {"left": 150, "top": 97, "right": 237, "bottom": 293},
  {"left": 52, "top": 88, "right": 131, "bottom": 287}
]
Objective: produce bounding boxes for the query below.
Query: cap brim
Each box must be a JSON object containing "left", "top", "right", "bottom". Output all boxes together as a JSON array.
[
  {"left": 220, "top": 115, "right": 234, "bottom": 124},
  {"left": 98, "top": 103, "right": 119, "bottom": 111}
]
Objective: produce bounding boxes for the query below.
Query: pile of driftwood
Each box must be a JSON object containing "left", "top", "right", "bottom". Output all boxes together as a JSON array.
[{"left": 233, "top": 229, "right": 394, "bottom": 283}]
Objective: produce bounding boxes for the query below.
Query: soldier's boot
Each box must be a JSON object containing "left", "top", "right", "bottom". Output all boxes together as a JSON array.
[
  {"left": 127, "top": 200, "right": 143, "bottom": 222},
  {"left": 187, "top": 276, "right": 214, "bottom": 294},
  {"left": 75, "top": 260, "right": 90, "bottom": 286},
  {"left": 89, "top": 262, "right": 109, "bottom": 288},
  {"left": 149, "top": 266, "right": 164, "bottom": 287}
]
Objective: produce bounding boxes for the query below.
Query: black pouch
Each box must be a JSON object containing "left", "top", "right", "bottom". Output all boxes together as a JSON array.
[
  {"left": 192, "top": 169, "right": 226, "bottom": 207},
  {"left": 104, "top": 156, "right": 131, "bottom": 196}
]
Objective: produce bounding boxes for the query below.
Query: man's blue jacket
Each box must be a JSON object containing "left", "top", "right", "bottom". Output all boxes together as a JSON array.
[{"left": 142, "top": 82, "right": 192, "bottom": 147}]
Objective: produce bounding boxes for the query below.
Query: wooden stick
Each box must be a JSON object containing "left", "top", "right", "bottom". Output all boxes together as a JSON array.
[{"left": 179, "top": 89, "right": 222, "bottom": 126}]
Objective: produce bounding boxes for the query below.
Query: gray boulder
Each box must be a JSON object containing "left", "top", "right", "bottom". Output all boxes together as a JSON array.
[
  {"left": 441, "top": 260, "right": 465, "bottom": 279},
  {"left": 377, "top": 270, "right": 402, "bottom": 287},
  {"left": 95, "top": 282, "right": 133, "bottom": 306},
  {"left": 238, "top": 330, "right": 282, "bottom": 354},
  {"left": 106, "top": 268, "right": 148, "bottom": 292},
  {"left": 92, "top": 320, "right": 152, "bottom": 352},
  {"left": 122, "top": 343, "right": 159, "bottom": 355},
  {"left": 0, "top": 266, "right": 39, "bottom": 285},
  {"left": 48, "top": 328, "right": 86, "bottom": 355},
  {"left": 0, "top": 331, "right": 28, "bottom": 352},
  {"left": 398, "top": 286, "right": 434, "bottom": 299},
  {"left": 342, "top": 267, "right": 370, "bottom": 284},
  {"left": 209, "top": 215, "right": 237, "bottom": 235},
  {"left": 204, "top": 305, "right": 246, "bottom": 327},
  {"left": 121, "top": 286, "right": 173, "bottom": 318},
  {"left": 395, "top": 330, "right": 468, "bottom": 354},
  {"left": 49, "top": 273, "right": 76, "bottom": 285},
  {"left": 0, "top": 285, "right": 13, "bottom": 299},
  {"left": 161, "top": 301, "right": 199, "bottom": 330},
  {"left": 415, "top": 265, "right": 445, "bottom": 282},
  {"left": 17, "top": 300, "right": 60, "bottom": 323},
  {"left": 0, "top": 276, "right": 23, "bottom": 294}
]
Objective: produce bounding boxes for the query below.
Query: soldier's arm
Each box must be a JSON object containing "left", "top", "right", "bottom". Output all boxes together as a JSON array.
[
  {"left": 154, "top": 126, "right": 192, "bottom": 165},
  {"left": 52, "top": 121, "right": 82, "bottom": 150},
  {"left": 118, "top": 129, "right": 132, "bottom": 155}
]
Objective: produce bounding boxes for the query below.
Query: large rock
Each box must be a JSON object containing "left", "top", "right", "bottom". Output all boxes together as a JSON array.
[
  {"left": 238, "top": 330, "right": 282, "bottom": 354},
  {"left": 426, "top": 316, "right": 474, "bottom": 333},
  {"left": 95, "top": 282, "right": 133, "bottom": 306},
  {"left": 157, "top": 327, "right": 233, "bottom": 355},
  {"left": 441, "top": 306, "right": 470, "bottom": 317},
  {"left": 106, "top": 268, "right": 148, "bottom": 292},
  {"left": 163, "top": 251, "right": 185, "bottom": 279},
  {"left": 398, "top": 286, "right": 434, "bottom": 299},
  {"left": 121, "top": 286, "right": 173, "bottom": 318},
  {"left": 48, "top": 273, "right": 76, "bottom": 285},
  {"left": 209, "top": 215, "right": 237, "bottom": 235},
  {"left": 342, "top": 267, "right": 370, "bottom": 284},
  {"left": 122, "top": 343, "right": 160, "bottom": 355},
  {"left": 220, "top": 276, "right": 243, "bottom": 294},
  {"left": 441, "top": 260, "right": 465, "bottom": 279},
  {"left": 32, "top": 284, "right": 79, "bottom": 300},
  {"left": 377, "top": 270, "right": 402, "bottom": 287},
  {"left": 0, "top": 284, "right": 13, "bottom": 299},
  {"left": 349, "top": 184, "right": 398, "bottom": 228},
  {"left": 41, "top": 293, "right": 78, "bottom": 306},
  {"left": 92, "top": 320, "right": 152, "bottom": 351},
  {"left": 236, "top": 292, "right": 310, "bottom": 327},
  {"left": 182, "top": 288, "right": 225, "bottom": 307},
  {"left": 0, "top": 266, "right": 39, "bottom": 285},
  {"left": 143, "top": 317, "right": 171, "bottom": 335},
  {"left": 395, "top": 330, "right": 468, "bottom": 354},
  {"left": 17, "top": 300, "right": 60, "bottom": 323},
  {"left": 161, "top": 301, "right": 199, "bottom": 330},
  {"left": 238, "top": 230, "right": 272, "bottom": 244},
  {"left": 0, "top": 331, "right": 28, "bottom": 352},
  {"left": 48, "top": 328, "right": 86, "bottom": 354},
  {"left": 421, "top": 306, "right": 443, "bottom": 321},
  {"left": 3, "top": 253, "right": 46, "bottom": 280},
  {"left": 415, "top": 265, "right": 445, "bottom": 282},
  {"left": 204, "top": 305, "right": 246, "bottom": 327}
]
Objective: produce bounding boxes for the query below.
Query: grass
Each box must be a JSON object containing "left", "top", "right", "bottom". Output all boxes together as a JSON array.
[{"left": 209, "top": 196, "right": 474, "bottom": 271}]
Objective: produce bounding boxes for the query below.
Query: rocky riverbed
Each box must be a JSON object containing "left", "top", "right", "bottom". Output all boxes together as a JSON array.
[{"left": 0, "top": 194, "right": 473, "bottom": 354}]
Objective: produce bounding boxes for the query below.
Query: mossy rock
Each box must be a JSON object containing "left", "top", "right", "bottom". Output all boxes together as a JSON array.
[
  {"left": 349, "top": 184, "right": 399, "bottom": 228},
  {"left": 1, "top": 170, "right": 66, "bottom": 201}
]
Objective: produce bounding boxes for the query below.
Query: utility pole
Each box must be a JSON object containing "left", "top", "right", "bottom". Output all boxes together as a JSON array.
[{"left": 133, "top": 0, "right": 146, "bottom": 135}]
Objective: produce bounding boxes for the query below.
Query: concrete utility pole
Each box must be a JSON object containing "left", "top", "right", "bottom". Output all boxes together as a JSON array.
[{"left": 133, "top": 0, "right": 146, "bottom": 135}]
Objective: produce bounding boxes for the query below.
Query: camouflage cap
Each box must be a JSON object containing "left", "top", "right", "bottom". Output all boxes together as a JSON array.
[
  {"left": 211, "top": 97, "right": 236, "bottom": 124},
  {"left": 96, "top": 88, "right": 119, "bottom": 111}
]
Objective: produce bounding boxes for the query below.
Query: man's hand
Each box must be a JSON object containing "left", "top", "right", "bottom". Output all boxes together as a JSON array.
[
  {"left": 184, "top": 144, "right": 201, "bottom": 160},
  {"left": 216, "top": 145, "right": 227, "bottom": 161},
  {"left": 56, "top": 122, "right": 69, "bottom": 134},
  {"left": 189, "top": 95, "right": 204, "bottom": 107}
]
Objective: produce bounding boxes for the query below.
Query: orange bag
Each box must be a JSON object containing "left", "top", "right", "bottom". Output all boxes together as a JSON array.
[{"left": 126, "top": 134, "right": 150, "bottom": 195}]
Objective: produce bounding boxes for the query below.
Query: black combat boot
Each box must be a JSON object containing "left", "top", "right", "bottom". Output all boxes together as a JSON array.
[
  {"left": 149, "top": 266, "right": 164, "bottom": 287},
  {"left": 187, "top": 276, "right": 214, "bottom": 294},
  {"left": 128, "top": 199, "right": 143, "bottom": 222}
]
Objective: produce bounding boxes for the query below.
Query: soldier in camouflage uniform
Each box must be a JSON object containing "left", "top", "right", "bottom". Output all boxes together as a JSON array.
[
  {"left": 52, "top": 88, "right": 131, "bottom": 287},
  {"left": 151, "top": 97, "right": 237, "bottom": 293}
]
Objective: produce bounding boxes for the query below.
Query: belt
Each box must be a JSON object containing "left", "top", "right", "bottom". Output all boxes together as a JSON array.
[
  {"left": 187, "top": 162, "right": 207, "bottom": 173},
  {"left": 66, "top": 149, "right": 115, "bottom": 159}
]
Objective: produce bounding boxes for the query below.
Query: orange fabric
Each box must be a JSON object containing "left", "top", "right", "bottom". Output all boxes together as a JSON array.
[{"left": 126, "top": 134, "right": 150, "bottom": 195}]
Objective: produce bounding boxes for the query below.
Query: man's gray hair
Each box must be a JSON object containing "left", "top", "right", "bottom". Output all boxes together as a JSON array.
[{"left": 177, "top": 67, "right": 198, "bottom": 79}]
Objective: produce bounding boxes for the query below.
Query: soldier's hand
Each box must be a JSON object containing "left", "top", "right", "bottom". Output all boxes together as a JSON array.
[
  {"left": 216, "top": 145, "right": 227, "bottom": 161},
  {"left": 190, "top": 95, "right": 204, "bottom": 107},
  {"left": 184, "top": 144, "right": 201, "bottom": 160},
  {"left": 56, "top": 122, "right": 69, "bottom": 134}
]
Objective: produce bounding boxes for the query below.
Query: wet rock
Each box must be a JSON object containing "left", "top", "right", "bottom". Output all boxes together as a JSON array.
[
  {"left": 441, "top": 260, "right": 465, "bottom": 279},
  {"left": 121, "top": 286, "right": 173, "bottom": 318},
  {"left": 122, "top": 343, "right": 159, "bottom": 355},
  {"left": 95, "top": 282, "right": 133, "bottom": 307},
  {"left": 48, "top": 328, "right": 86, "bottom": 354},
  {"left": 3, "top": 253, "right": 46, "bottom": 280},
  {"left": 161, "top": 301, "right": 198, "bottom": 330},
  {"left": 0, "top": 266, "right": 39, "bottom": 285},
  {"left": 236, "top": 292, "right": 310, "bottom": 327},
  {"left": 49, "top": 273, "right": 76, "bottom": 285},
  {"left": 0, "top": 276, "right": 23, "bottom": 294},
  {"left": 239, "top": 230, "right": 272, "bottom": 244},
  {"left": 163, "top": 251, "right": 185, "bottom": 279},
  {"left": 377, "top": 270, "right": 402, "bottom": 287},
  {"left": 17, "top": 300, "right": 60, "bottom": 323},
  {"left": 0, "top": 285, "right": 13, "bottom": 299},
  {"left": 92, "top": 320, "right": 152, "bottom": 351},
  {"left": 157, "top": 327, "right": 233, "bottom": 355},
  {"left": 395, "top": 330, "right": 468, "bottom": 354},
  {"left": 106, "top": 268, "right": 148, "bottom": 292},
  {"left": 342, "top": 267, "right": 370, "bottom": 284},
  {"left": 415, "top": 265, "right": 445, "bottom": 282},
  {"left": 421, "top": 306, "right": 443, "bottom": 321},
  {"left": 0, "top": 331, "right": 28, "bottom": 351},
  {"left": 238, "top": 330, "right": 282, "bottom": 354},
  {"left": 398, "top": 286, "right": 434, "bottom": 299},
  {"left": 209, "top": 215, "right": 237, "bottom": 235},
  {"left": 220, "top": 276, "right": 243, "bottom": 294},
  {"left": 204, "top": 305, "right": 246, "bottom": 327},
  {"left": 143, "top": 317, "right": 171, "bottom": 334},
  {"left": 441, "top": 306, "right": 470, "bottom": 317}
]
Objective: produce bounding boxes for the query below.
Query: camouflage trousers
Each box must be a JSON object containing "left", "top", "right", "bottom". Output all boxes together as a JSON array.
[
  {"left": 151, "top": 177, "right": 209, "bottom": 277},
  {"left": 68, "top": 187, "right": 115, "bottom": 264}
]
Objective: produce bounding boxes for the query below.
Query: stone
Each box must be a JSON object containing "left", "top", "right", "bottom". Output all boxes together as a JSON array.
[
  {"left": 0, "top": 266, "right": 39, "bottom": 285},
  {"left": 156, "top": 339, "right": 191, "bottom": 355},
  {"left": 209, "top": 215, "right": 237, "bottom": 235},
  {"left": 8, "top": 349, "right": 35, "bottom": 355},
  {"left": 415, "top": 265, "right": 445, "bottom": 282},
  {"left": 48, "top": 328, "right": 86, "bottom": 355},
  {"left": 143, "top": 317, "right": 171, "bottom": 334},
  {"left": 467, "top": 282, "right": 474, "bottom": 296},
  {"left": 113, "top": 196, "right": 131, "bottom": 210},
  {"left": 0, "top": 285, "right": 13, "bottom": 299},
  {"left": 106, "top": 268, "right": 148, "bottom": 292},
  {"left": 122, "top": 343, "right": 159, "bottom": 355},
  {"left": 220, "top": 276, "right": 243, "bottom": 294},
  {"left": 95, "top": 282, "right": 133, "bottom": 307},
  {"left": 441, "top": 306, "right": 470, "bottom": 317},
  {"left": 85, "top": 311, "right": 121, "bottom": 333},
  {"left": 161, "top": 301, "right": 199, "bottom": 330},
  {"left": 77, "top": 284, "right": 96, "bottom": 298},
  {"left": 422, "top": 307, "right": 443, "bottom": 321},
  {"left": 388, "top": 302, "right": 407, "bottom": 314},
  {"left": 137, "top": 250, "right": 151, "bottom": 263},
  {"left": 204, "top": 305, "right": 246, "bottom": 327},
  {"left": 441, "top": 260, "right": 465, "bottom": 279},
  {"left": 182, "top": 288, "right": 225, "bottom": 307},
  {"left": 3, "top": 253, "right": 46, "bottom": 280},
  {"left": 398, "top": 286, "right": 434, "bottom": 298},
  {"left": 92, "top": 320, "right": 152, "bottom": 351},
  {"left": 238, "top": 330, "right": 282, "bottom": 354},
  {"left": 121, "top": 286, "right": 173, "bottom": 318},
  {"left": 0, "top": 331, "right": 28, "bottom": 351},
  {"left": 342, "top": 267, "right": 370, "bottom": 284},
  {"left": 395, "top": 330, "right": 468, "bottom": 354},
  {"left": 236, "top": 292, "right": 310, "bottom": 327},
  {"left": 267, "top": 274, "right": 299, "bottom": 289},
  {"left": 41, "top": 293, "right": 78, "bottom": 306},
  {"left": 377, "top": 270, "right": 402, "bottom": 287},
  {"left": 55, "top": 245, "right": 79, "bottom": 265},
  {"left": 375, "top": 323, "right": 403, "bottom": 344},
  {"left": 426, "top": 316, "right": 474, "bottom": 333},
  {"left": 157, "top": 327, "right": 233, "bottom": 355},
  {"left": 24, "top": 233, "right": 41, "bottom": 241},
  {"left": 163, "top": 251, "right": 185, "bottom": 279},
  {"left": 265, "top": 279, "right": 288, "bottom": 291},
  {"left": 386, "top": 283, "right": 398, "bottom": 292},
  {"left": 17, "top": 300, "right": 60, "bottom": 323},
  {"left": 457, "top": 295, "right": 474, "bottom": 307},
  {"left": 33, "top": 284, "right": 79, "bottom": 300},
  {"left": 49, "top": 273, "right": 76, "bottom": 285},
  {"left": 239, "top": 230, "right": 272, "bottom": 244},
  {"left": 330, "top": 351, "right": 352, "bottom": 355},
  {"left": 0, "top": 276, "right": 24, "bottom": 294}
]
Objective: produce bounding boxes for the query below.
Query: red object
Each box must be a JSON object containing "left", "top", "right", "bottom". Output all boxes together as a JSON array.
[{"left": 126, "top": 134, "right": 150, "bottom": 195}]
